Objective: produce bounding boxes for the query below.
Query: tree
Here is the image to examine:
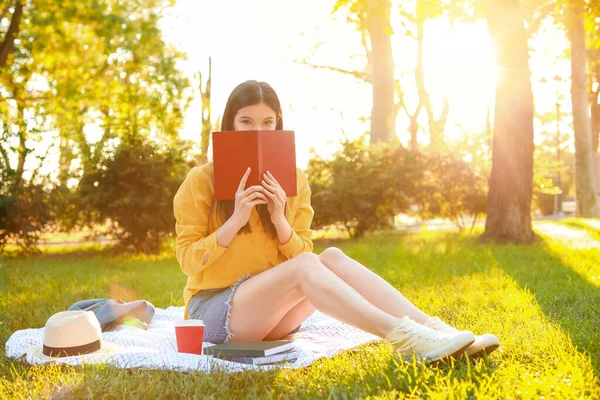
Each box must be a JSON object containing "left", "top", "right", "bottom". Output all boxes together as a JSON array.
[
  {"left": 79, "top": 137, "right": 192, "bottom": 254},
  {"left": 480, "top": 0, "right": 535, "bottom": 244},
  {"left": 319, "top": 0, "right": 397, "bottom": 144},
  {"left": 303, "top": 0, "right": 454, "bottom": 149},
  {"left": 0, "top": 0, "right": 23, "bottom": 70},
  {"left": 0, "top": 0, "right": 191, "bottom": 249},
  {"left": 414, "top": 154, "right": 487, "bottom": 231},
  {"left": 366, "top": 0, "right": 396, "bottom": 143},
  {"left": 568, "top": 0, "right": 599, "bottom": 217},
  {"left": 307, "top": 137, "right": 421, "bottom": 238},
  {"left": 588, "top": 1, "right": 600, "bottom": 151},
  {"left": 401, "top": 0, "right": 453, "bottom": 152},
  {"left": 198, "top": 57, "right": 212, "bottom": 163}
]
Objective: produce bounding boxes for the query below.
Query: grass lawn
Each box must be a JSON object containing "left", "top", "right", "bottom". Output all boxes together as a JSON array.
[{"left": 1, "top": 219, "right": 599, "bottom": 399}]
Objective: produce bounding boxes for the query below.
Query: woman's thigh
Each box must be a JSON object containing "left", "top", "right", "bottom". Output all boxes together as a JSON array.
[
  {"left": 263, "top": 298, "right": 316, "bottom": 340},
  {"left": 228, "top": 252, "right": 318, "bottom": 341}
]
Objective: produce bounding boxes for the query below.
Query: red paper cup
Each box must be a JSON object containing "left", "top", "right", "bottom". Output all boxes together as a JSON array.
[{"left": 175, "top": 319, "right": 205, "bottom": 355}]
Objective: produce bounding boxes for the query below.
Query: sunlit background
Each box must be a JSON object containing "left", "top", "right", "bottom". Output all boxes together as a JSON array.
[
  {"left": 158, "top": 0, "right": 571, "bottom": 168},
  {"left": 6, "top": 0, "right": 576, "bottom": 178}
]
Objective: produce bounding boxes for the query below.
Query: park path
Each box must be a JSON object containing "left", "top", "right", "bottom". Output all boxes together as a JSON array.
[{"left": 534, "top": 220, "right": 600, "bottom": 249}]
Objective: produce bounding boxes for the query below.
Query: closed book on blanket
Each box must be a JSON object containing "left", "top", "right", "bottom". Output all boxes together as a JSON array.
[
  {"left": 212, "top": 130, "right": 297, "bottom": 200},
  {"left": 202, "top": 340, "right": 294, "bottom": 357},
  {"left": 215, "top": 349, "right": 298, "bottom": 365}
]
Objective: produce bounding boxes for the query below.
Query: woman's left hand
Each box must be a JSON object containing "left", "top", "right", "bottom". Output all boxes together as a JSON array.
[{"left": 262, "top": 171, "right": 287, "bottom": 224}]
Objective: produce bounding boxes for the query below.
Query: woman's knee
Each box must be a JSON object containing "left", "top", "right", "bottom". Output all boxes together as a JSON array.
[
  {"left": 319, "top": 247, "right": 346, "bottom": 265},
  {"left": 291, "top": 251, "right": 321, "bottom": 266},
  {"left": 291, "top": 252, "right": 327, "bottom": 283}
]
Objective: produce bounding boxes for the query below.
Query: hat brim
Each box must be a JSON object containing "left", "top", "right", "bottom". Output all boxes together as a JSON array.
[{"left": 26, "top": 341, "right": 124, "bottom": 362}]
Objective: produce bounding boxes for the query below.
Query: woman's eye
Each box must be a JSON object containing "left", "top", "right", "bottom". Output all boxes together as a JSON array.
[{"left": 242, "top": 120, "right": 250, "bottom": 124}]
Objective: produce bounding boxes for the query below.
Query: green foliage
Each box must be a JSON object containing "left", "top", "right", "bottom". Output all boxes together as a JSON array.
[
  {"left": 78, "top": 137, "right": 192, "bottom": 254},
  {"left": 2, "top": 226, "right": 600, "bottom": 398},
  {"left": 308, "top": 136, "right": 425, "bottom": 238},
  {"left": 0, "top": 0, "right": 191, "bottom": 250},
  {"left": 0, "top": 182, "right": 53, "bottom": 253},
  {"left": 531, "top": 125, "right": 570, "bottom": 215},
  {"left": 307, "top": 137, "right": 487, "bottom": 236},
  {"left": 413, "top": 153, "right": 487, "bottom": 231}
]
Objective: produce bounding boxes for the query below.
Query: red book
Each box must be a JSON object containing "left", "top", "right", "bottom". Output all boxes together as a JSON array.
[{"left": 212, "top": 130, "right": 297, "bottom": 200}]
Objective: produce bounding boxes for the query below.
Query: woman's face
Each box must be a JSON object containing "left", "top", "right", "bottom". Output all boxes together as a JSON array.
[{"left": 233, "top": 102, "right": 277, "bottom": 131}]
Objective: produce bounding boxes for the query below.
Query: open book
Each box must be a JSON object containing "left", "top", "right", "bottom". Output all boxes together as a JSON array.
[{"left": 212, "top": 130, "right": 297, "bottom": 200}]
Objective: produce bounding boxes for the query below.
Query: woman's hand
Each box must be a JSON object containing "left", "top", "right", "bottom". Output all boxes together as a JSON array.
[
  {"left": 261, "top": 171, "right": 287, "bottom": 225},
  {"left": 231, "top": 167, "right": 268, "bottom": 229}
]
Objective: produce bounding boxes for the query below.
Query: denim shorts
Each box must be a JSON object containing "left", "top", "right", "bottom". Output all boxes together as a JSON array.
[{"left": 187, "top": 273, "right": 301, "bottom": 344}]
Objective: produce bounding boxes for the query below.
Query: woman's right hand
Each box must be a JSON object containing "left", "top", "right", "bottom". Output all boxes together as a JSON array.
[{"left": 231, "top": 167, "right": 268, "bottom": 228}]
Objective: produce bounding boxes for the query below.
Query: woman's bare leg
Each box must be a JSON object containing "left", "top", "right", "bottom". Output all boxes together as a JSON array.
[
  {"left": 263, "top": 299, "right": 315, "bottom": 340},
  {"left": 319, "top": 247, "right": 430, "bottom": 323},
  {"left": 228, "top": 252, "right": 399, "bottom": 341}
]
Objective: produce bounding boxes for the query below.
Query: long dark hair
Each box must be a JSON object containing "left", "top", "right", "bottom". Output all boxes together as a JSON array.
[{"left": 214, "top": 80, "right": 284, "bottom": 238}]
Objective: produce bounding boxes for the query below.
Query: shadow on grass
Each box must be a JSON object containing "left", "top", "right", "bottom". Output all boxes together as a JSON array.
[
  {"left": 333, "top": 230, "right": 598, "bottom": 376},
  {"left": 1, "top": 233, "right": 497, "bottom": 398},
  {"left": 319, "top": 230, "right": 598, "bottom": 391},
  {"left": 268, "top": 342, "right": 497, "bottom": 398},
  {"left": 487, "top": 238, "right": 600, "bottom": 373}
]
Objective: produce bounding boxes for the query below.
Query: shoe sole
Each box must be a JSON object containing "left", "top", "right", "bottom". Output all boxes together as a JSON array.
[
  {"left": 465, "top": 343, "right": 500, "bottom": 359},
  {"left": 416, "top": 332, "right": 475, "bottom": 364}
]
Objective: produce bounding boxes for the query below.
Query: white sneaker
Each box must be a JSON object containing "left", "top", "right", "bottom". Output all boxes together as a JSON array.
[
  {"left": 385, "top": 316, "right": 475, "bottom": 363},
  {"left": 424, "top": 316, "right": 500, "bottom": 358}
]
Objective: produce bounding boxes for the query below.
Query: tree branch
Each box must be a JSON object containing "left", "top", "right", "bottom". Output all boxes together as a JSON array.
[
  {"left": 439, "top": 95, "right": 450, "bottom": 124},
  {"left": 29, "top": 141, "right": 56, "bottom": 185},
  {"left": 359, "top": 21, "right": 372, "bottom": 69},
  {"left": 0, "top": 94, "right": 50, "bottom": 103},
  {"left": 0, "top": 1, "right": 13, "bottom": 23},
  {"left": 0, "top": 0, "right": 23, "bottom": 69},
  {"left": 0, "top": 142, "right": 11, "bottom": 172},
  {"left": 295, "top": 58, "right": 371, "bottom": 83},
  {"left": 527, "top": 3, "right": 555, "bottom": 38},
  {"left": 92, "top": 108, "right": 114, "bottom": 164},
  {"left": 13, "top": 98, "right": 27, "bottom": 189}
]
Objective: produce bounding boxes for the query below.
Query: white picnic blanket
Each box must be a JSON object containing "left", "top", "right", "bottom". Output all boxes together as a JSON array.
[{"left": 5, "top": 306, "right": 380, "bottom": 372}]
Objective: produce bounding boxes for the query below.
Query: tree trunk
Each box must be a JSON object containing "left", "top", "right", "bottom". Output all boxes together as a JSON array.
[
  {"left": 367, "top": 0, "right": 396, "bottom": 144},
  {"left": 592, "top": 100, "right": 600, "bottom": 151},
  {"left": 13, "top": 98, "right": 27, "bottom": 191},
  {"left": 480, "top": 0, "right": 535, "bottom": 244},
  {"left": 428, "top": 98, "right": 449, "bottom": 152},
  {"left": 588, "top": 71, "right": 600, "bottom": 151},
  {"left": 58, "top": 135, "right": 72, "bottom": 188},
  {"left": 568, "top": 0, "right": 599, "bottom": 217},
  {"left": 199, "top": 57, "right": 212, "bottom": 163},
  {"left": 0, "top": 0, "right": 23, "bottom": 70},
  {"left": 409, "top": 115, "right": 419, "bottom": 152},
  {"left": 413, "top": 5, "right": 449, "bottom": 152},
  {"left": 587, "top": 3, "right": 599, "bottom": 152},
  {"left": 402, "top": 95, "right": 422, "bottom": 152},
  {"left": 0, "top": 104, "right": 11, "bottom": 173}
]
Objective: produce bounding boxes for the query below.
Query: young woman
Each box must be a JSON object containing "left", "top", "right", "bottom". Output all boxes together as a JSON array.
[{"left": 173, "top": 80, "right": 499, "bottom": 363}]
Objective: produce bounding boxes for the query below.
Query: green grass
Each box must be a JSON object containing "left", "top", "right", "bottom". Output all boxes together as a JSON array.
[{"left": 1, "top": 221, "right": 600, "bottom": 399}]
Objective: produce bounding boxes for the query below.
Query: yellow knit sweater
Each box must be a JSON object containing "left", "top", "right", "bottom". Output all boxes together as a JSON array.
[{"left": 173, "top": 163, "right": 314, "bottom": 319}]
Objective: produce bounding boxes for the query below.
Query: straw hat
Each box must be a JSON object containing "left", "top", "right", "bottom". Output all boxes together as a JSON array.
[{"left": 26, "top": 310, "right": 123, "bottom": 360}]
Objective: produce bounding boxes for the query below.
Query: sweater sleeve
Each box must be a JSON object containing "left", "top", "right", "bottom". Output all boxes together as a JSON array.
[
  {"left": 174, "top": 166, "right": 227, "bottom": 277},
  {"left": 278, "top": 168, "right": 314, "bottom": 259}
]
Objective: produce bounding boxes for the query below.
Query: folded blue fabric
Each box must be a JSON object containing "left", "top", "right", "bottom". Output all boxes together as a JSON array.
[{"left": 67, "top": 298, "right": 155, "bottom": 331}]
